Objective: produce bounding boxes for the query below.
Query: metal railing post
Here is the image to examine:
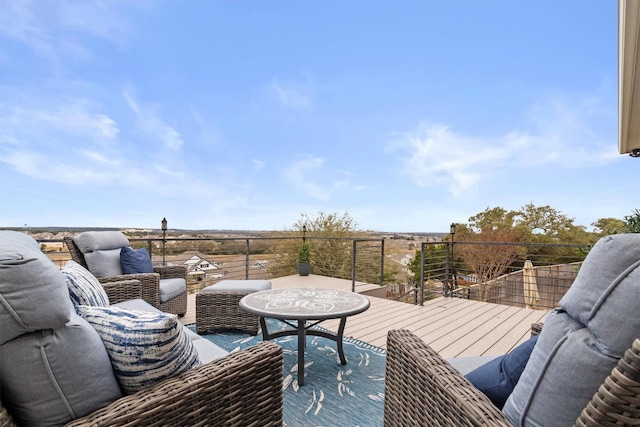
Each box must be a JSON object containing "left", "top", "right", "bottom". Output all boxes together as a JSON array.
[
  {"left": 380, "top": 239, "right": 385, "bottom": 286},
  {"left": 420, "top": 242, "right": 425, "bottom": 305},
  {"left": 245, "top": 239, "right": 250, "bottom": 280},
  {"left": 351, "top": 240, "right": 357, "bottom": 292},
  {"left": 444, "top": 241, "right": 452, "bottom": 297}
]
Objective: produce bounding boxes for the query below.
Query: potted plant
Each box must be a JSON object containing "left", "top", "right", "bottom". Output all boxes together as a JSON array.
[{"left": 297, "top": 241, "right": 311, "bottom": 276}]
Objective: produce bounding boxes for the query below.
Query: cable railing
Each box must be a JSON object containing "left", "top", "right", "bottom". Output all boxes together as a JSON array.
[
  {"left": 37, "top": 235, "right": 386, "bottom": 294},
  {"left": 37, "top": 234, "right": 591, "bottom": 310},
  {"left": 415, "top": 240, "right": 592, "bottom": 310}
]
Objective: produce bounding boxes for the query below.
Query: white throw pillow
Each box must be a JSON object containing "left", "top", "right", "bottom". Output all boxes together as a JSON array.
[
  {"left": 62, "top": 260, "right": 110, "bottom": 307},
  {"left": 75, "top": 305, "right": 201, "bottom": 394}
]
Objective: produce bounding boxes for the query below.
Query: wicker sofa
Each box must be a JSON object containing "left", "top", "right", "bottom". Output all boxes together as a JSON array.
[
  {"left": 1, "top": 231, "right": 284, "bottom": 427},
  {"left": 1, "top": 341, "right": 283, "bottom": 427},
  {"left": 384, "top": 233, "right": 640, "bottom": 427},
  {"left": 64, "top": 233, "right": 188, "bottom": 316},
  {"left": 384, "top": 329, "right": 640, "bottom": 426}
]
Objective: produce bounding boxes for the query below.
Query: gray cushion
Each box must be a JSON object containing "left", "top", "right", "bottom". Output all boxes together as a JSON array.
[
  {"left": 503, "top": 233, "right": 640, "bottom": 426},
  {"left": 113, "top": 298, "right": 161, "bottom": 313},
  {"left": 0, "top": 231, "right": 71, "bottom": 345},
  {"left": 0, "top": 310, "right": 122, "bottom": 426},
  {"left": 160, "top": 278, "right": 187, "bottom": 303},
  {"left": 76, "top": 305, "right": 201, "bottom": 394},
  {"left": 560, "top": 233, "right": 640, "bottom": 356},
  {"left": 84, "top": 248, "right": 123, "bottom": 277},
  {"left": 447, "top": 355, "right": 500, "bottom": 376},
  {"left": 191, "top": 337, "right": 229, "bottom": 365},
  {"left": 72, "top": 231, "right": 129, "bottom": 253},
  {"left": 203, "top": 279, "right": 272, "bottom": 292}
]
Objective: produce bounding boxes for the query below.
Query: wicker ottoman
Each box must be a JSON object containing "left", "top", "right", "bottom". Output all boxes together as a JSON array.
[{"left": 196, "top": 280, "right": 272, "bottom": 335}]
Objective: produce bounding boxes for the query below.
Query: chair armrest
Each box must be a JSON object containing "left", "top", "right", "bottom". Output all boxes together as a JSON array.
[
  {"left": 384, "top": 329, "right": 512, "bottom": 427},
  {"left": 64, "top": 341, "right": 283, "bottom": 427},
  {"left": 98, "top": 273, "right": 161, "bottom": 308},
  {"left": 576, "top": 337, "right": 640, "bottom": 426},
  {"left": 531, "top": 322, "right": 543, "bottom": 337},
  {"left": 101, "top": 279, "right": 143, "bottom": 304},
  {"left": 154, "top": 265, "right": 187, "bottom": 280}
]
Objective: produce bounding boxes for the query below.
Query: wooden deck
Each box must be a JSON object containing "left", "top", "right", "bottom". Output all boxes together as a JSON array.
[{"left": 181, "top": 274, "right": 548, "bottom": 358}]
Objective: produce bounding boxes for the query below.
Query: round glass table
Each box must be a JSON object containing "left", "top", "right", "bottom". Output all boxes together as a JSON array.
[{"left": 239, "top": 287, "right": 370, "bottom": 386}]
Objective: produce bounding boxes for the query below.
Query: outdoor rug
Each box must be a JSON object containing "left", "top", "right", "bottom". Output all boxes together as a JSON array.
[{"left": 189, "top": 319, "right": 386, "bottom": 427}]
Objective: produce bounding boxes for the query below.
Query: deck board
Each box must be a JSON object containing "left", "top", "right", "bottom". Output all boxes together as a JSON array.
[{"left": 181, "top": 274, "right": 548, "bottom": 358}]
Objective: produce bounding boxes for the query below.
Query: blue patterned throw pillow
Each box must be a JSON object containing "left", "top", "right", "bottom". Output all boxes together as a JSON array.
[
  {"left": 120, "top": 247, "right": 154, "bottom": 274},
  {"left": 62, "top": 260, "right": 110, "bottom": 306},
  {"left": 75, "top": 305, "right": 202, "bottom": 394}
]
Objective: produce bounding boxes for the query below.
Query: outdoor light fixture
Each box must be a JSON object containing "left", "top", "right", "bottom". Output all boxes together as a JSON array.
[
  {"left": 161, "top": 217, "right": 167, "bottom": 266},
  {"left": 302, "top": 225, "right": 307, "bottom": 243},
  {"left": 450, "top": 223, "right": 456, "bottom": 235}
]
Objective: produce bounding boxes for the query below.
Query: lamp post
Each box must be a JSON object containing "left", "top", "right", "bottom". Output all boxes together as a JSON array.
[
  {"left": 450, "top": 223, "right": 457, "bottom": 295},
  {"left": 302, "top": 225, "right": 307, "bottom": 243},
  {"left": 161, "top": 217, "right": 167, "bottom": 266}
]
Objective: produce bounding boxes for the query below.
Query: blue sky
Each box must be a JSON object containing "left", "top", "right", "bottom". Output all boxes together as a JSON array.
[{"left": 0, "top": 0, "right": 636, "bottom": 233}]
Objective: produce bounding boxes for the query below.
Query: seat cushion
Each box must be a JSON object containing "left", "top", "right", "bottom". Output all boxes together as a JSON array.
[
  {"left": 76, "top": 305, "right": 201, "bottom": 394},
  {"left": 0, "top": 310, "right": 122, "bottom": 426},
  {"left": 160, "top": 278, "right": 187, "bottom": 303},
  {"left": 0, "top": 231, "right": 71, "bottom": 345},
  {"left": 84, "top": 248, "right": 123, "bottom": 277},
  {"left": 120, "top": 247, "right": 154, "bottom": 274},
  {"left": 62, "top": 260, "right": 110, "bottom": 307},
  {"left": 113, "top": 298, "right": 161, "bottom": 313},
  {"left": 202, "top": 279, "right": 272, "bottom": 293},
  {"left": 503, "top": 233, "right": 640, "bottom": 426}
]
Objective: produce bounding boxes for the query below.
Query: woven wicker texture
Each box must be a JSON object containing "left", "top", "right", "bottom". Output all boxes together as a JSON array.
[
  {"left": 101, "top": 279, "right": 143, "bottom": 304},
  {"left": 0, "top": 405, "right": 15, "bottom": 427},
  {"left": 62, "top": 341, "right": 283, "bottom": 427},
  {"left": 384, "top": 329, "right": 512, "bottom": 427},
  {"left": 575, "top": 338, "right": 640, "bottom": 427},
  {"left": 384, "top": 329, "right": 640, "bottom": 427},
  {"left": 64, "top": 237, "right": 187, "bottom": 316},
  {"left": 196, "top": 291, "right": 260, "bottom": 334}
]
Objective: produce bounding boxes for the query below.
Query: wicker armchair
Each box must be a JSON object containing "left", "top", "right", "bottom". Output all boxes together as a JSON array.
[
  {"left": 384, "top": 329, "right": 640, "bottom": 427},
  {"left": 64, "top": 237, "right": 187, "bottom": 316},
  {"left": 1, "top": 341, "right": 283, "bottom": 427}
]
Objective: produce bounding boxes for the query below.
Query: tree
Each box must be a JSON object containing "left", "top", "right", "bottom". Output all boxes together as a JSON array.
[
  {"left": 267, "top": 211, "right": 371, "bottom": 280},
  {"left": 623, "top": 209, "right": 640, "bottom": 233},
  {"left": 591, "top": 217, "right": 626, "bottom": 236},
  {"left": 467, "top": 207, "right": 520, "bottom": 233},
  {"left": 517, "top": 204, "right": 571, "bottom": 235},
  {"left": 454, "top": 227, "right": 525, "bottom": 301},
  {"left": 455, "top": 203, "right": 595, "bottom": 301}
]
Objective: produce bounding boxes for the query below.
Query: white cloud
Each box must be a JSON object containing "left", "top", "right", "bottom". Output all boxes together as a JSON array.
[
  {"left": 123, "top": 90, "right": 184, "bottom": 150},
  {"left": 0, "top": 0, "right": 137, "bottom": 66},
  {"left": 0, "top": 100, "right": 119, "bottom": 144},
  {"left": 389, "top": 95, "right": 618, "bottom": 197},
  {"left": 283, "top": 156, "right": 331, "bottom": 200},
  {"left": 269, "top": 80, "right": 313, "bottom": 110},
  {"left": 252, "top": 159, "right": 266, "bottom": 174},
  {"left": 389, "top": 122, "right": 509, "bottom": 196}
]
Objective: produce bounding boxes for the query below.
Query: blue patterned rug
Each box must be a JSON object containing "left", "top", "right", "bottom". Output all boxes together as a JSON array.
[{"left": 188, "top": 319, "right": 386, "bottom": 427}]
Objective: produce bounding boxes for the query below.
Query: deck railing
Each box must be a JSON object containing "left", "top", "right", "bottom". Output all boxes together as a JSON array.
[
  {"left": 415, "top": 240, "right": 592, "bottom": 310},
  {"left": 38, "top": 235, "right": 386, "bottom": 294},
  {"left": 38, "top": 234, "right": 591, "bottom": 310}
]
